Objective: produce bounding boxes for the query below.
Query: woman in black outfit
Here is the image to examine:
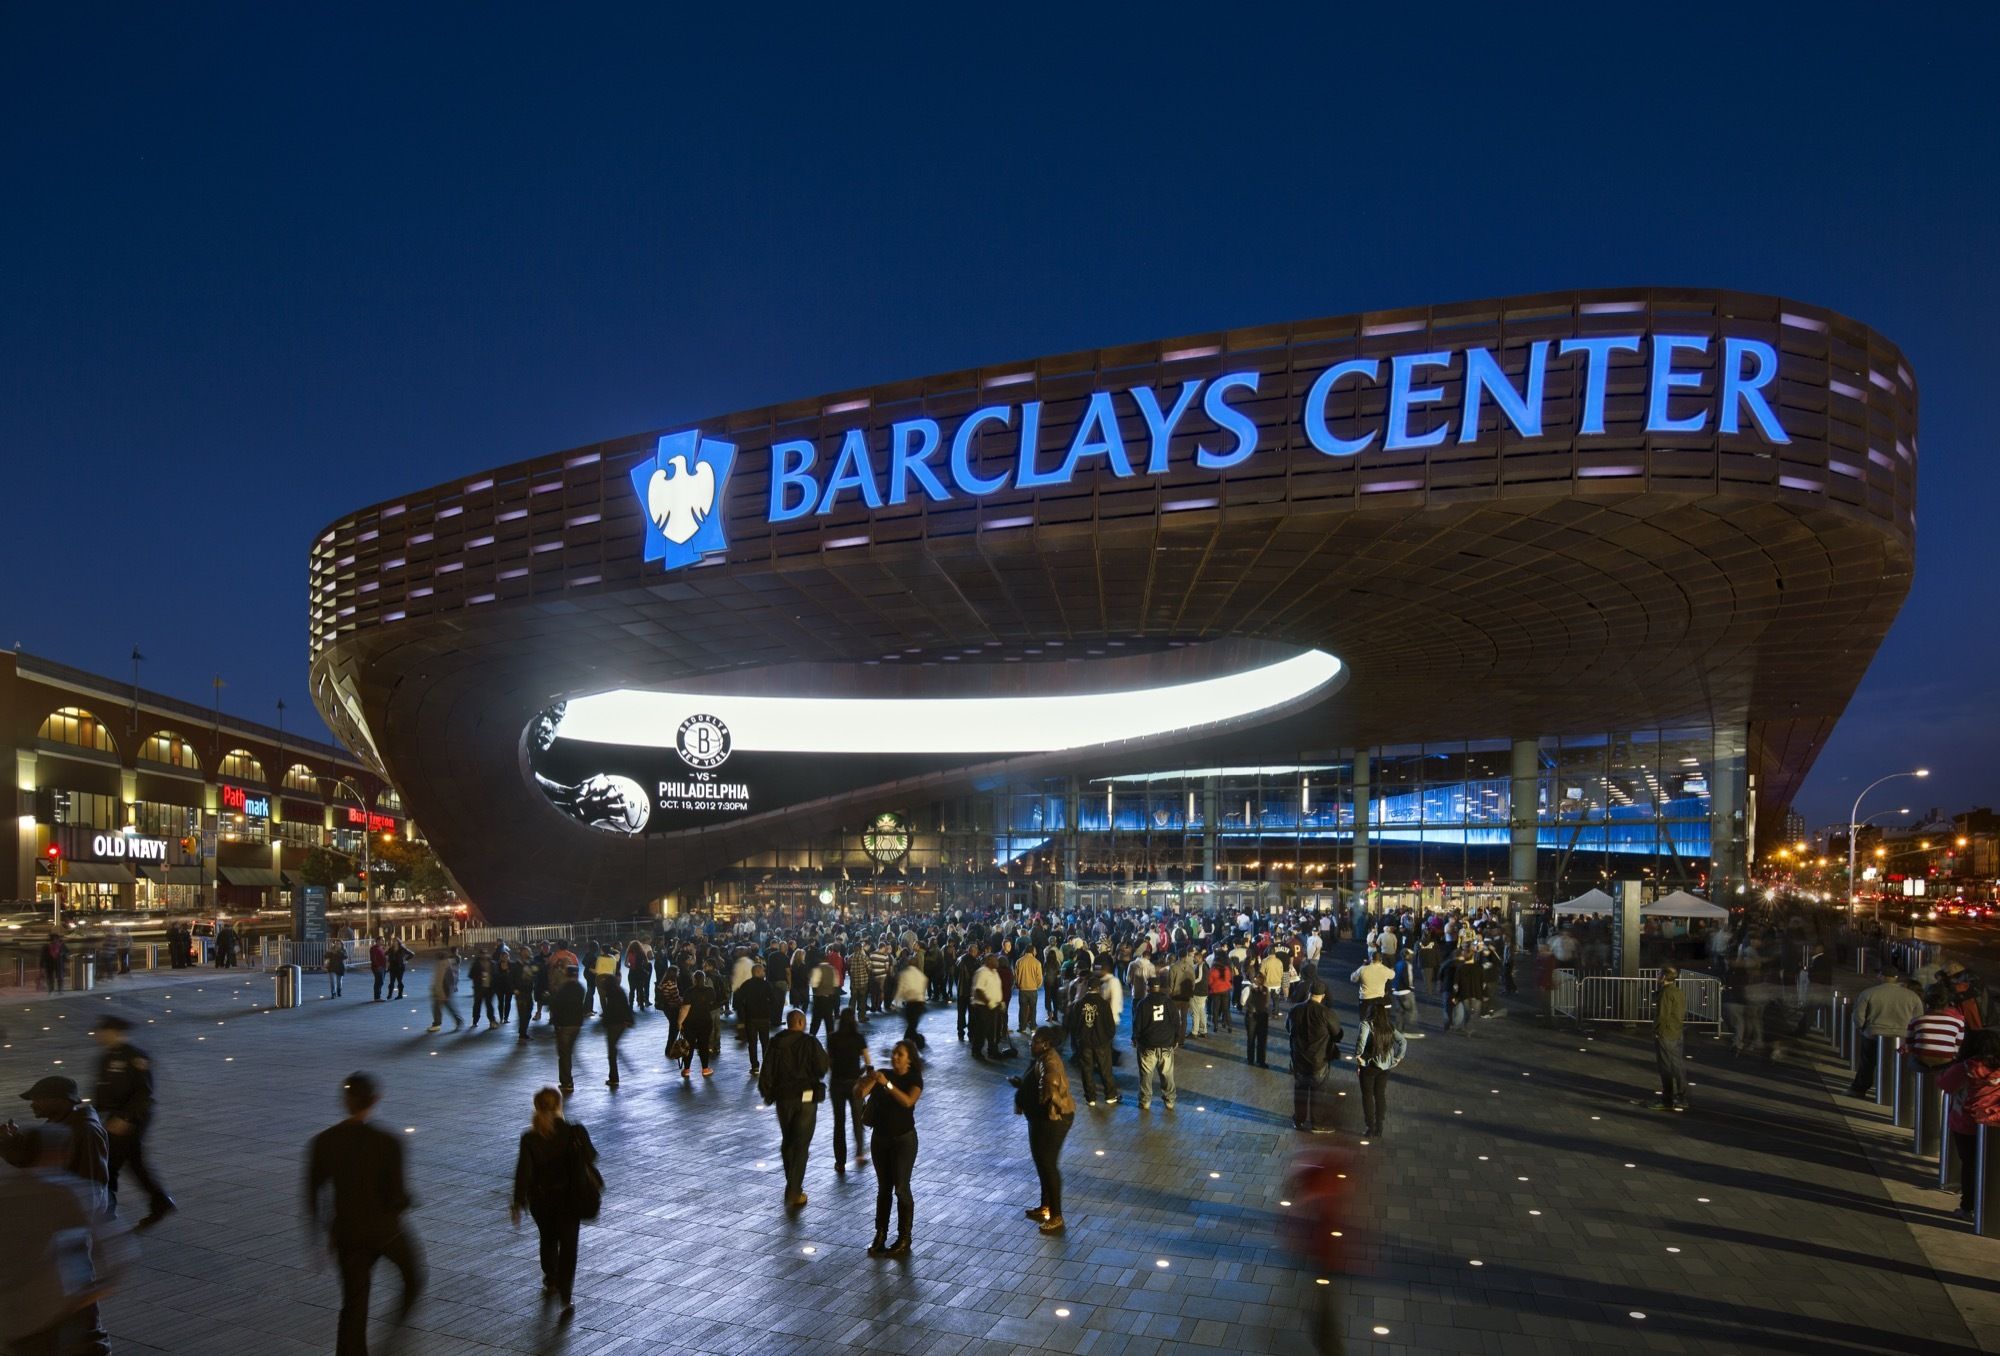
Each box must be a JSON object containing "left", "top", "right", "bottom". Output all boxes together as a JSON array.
[
  {"left": 826, "top": 1007, "right": 870, "bottom": 1173},
  {"left": 656, "top": 965, "right": 683, "bottom": 1053},
  {"left": 859, "top": 1040, "right": 924, "bottom": 1256},
  {"left": 511, "top": 1087, "right": 597, "bottom": 1315},
  {"left": 677, "top": 972, "right": 717, "bottom": 1077}
]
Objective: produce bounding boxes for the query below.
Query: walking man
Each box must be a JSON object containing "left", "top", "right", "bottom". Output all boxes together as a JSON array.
[
  {"left": 92, "top": 1015, "right": 175, "bottom": 1227},
  {"left": 427, "top": 951, "right": 464, "bottom": 1033},
  {"left": 1013, "top": 945, "right": 1043, "bottom": 1036},
  {"left": 1654, "top": 964, "right": 1689, "bottom": 1112},
  {"left": 760, "top": 1010, "right": 829, "bottom": 1209},
  {"left": 549, "top": 964, "right": 588, "bottom": 1096},
  {"left": 307, "top": 1072, "right": 424, "bottom": 1356}
]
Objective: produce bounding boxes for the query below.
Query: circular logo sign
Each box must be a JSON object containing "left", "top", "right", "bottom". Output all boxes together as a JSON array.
[
  {"left": 675, "top": 713, "right": 732, "bottom": 769},
  {"left": 863, "top": 811, "right": 910, "bottom": 865}
]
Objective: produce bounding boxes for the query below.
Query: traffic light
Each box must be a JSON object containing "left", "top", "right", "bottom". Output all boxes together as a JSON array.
[{"left": 43, "top": 842, "right": 60, "bottom": 861}]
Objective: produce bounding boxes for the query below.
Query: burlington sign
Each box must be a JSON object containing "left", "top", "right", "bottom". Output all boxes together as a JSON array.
[{"left": 633, "top": 331, "right": 1792, "bottom": 572}]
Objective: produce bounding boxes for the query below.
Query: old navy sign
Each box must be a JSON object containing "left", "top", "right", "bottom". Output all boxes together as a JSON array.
[{"left": 634, "top": 332, "right": 1790, "bottom": 569}]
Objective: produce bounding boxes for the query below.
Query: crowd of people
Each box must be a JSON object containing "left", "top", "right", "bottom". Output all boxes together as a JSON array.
[{"left": 17, "top": 888, "right": 1984, "bottom": 1356}]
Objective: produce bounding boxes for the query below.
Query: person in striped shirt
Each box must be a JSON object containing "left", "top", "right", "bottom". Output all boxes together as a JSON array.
[{"left": 1908, "top": 991, "right": 1968, "bottom": 1069}]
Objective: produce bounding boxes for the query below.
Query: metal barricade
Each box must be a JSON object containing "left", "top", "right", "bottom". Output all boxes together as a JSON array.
[
  {"left": 1573, "top": 974, "right": 1723, "bottom": 1028},
  {"left": 1553, "top": 968, "right": 1579, "bottom": 1023}
]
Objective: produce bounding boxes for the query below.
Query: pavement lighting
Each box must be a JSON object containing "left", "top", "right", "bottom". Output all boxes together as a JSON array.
[
  {"left": 1055, "top": 1308, "right": 1070, "bottom": 1318},
  {"left": 1373, "top": 1328, "right": 1391, "bottom": 1336},
  {"left": 1696, "top": 1197, "right": 1710, "bottom": 1203},
  {"left": 1094, "top": 1150, "right": 1105, "bottom": 1156},
  {"left": 1469, "top": 1260, "right": 1483, "bottom": 1267},
  {"left": 801, "top": 1246, "right": 815, "bottom": 1255},
  {"left": 1666, "top": 1247, "right": 1681, "bottom": 1253},
  {"left": 1630, "top": 1312, "right": 1647, "bottom": 1320},
  {"left": 404, "top": 1128, "right": 415, "bottom": 1134},
  {"left": 1155, "top": 1259, "right": 1170, "bottom": 1268},
  {"left": 1477, "top": 1155, "right": 1489, "bottom": 1161},
  {"left": 1315, "top": 1278, "right": 1330, "bottom": 1286},
  {"left": 1624, "top": 1163, "right": 1636, "bottom": 1168},
  {"left": 1528, "top": 1210, "right": 1542, "bottom": 1216},
  {"left": 1517, "top": 1176, "right": 1530, "bottom": 1181},
  {"left": 1279, "top": 1200, "right": 1292, "bottom": 1207},
  {"left": 1208, "top": 1172, "right": 1221, "bottom": 1179}
]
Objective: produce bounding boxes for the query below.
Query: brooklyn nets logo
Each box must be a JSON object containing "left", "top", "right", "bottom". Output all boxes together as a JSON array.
[{"left": 675, "top": 713, "right": 732, "bottom": 769}]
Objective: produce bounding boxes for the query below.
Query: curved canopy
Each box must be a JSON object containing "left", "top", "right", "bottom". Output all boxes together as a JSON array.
[
  {"left": 1554, "top": 888, "right": 1617, "bottom": 916},
  {"left": 1642, "top": 890, "right": 1727, "bottom": 919}
]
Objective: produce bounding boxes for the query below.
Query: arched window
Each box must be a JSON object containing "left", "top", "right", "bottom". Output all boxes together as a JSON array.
[
  {"left": 377, "top": 787, "right": 404, "bottom": 814},
  {"left": 139, "top": 730, "right": 200, "bottom": 771},
  {"left": 283, "top": 764, "right": 321, "bottom": 793},
  {"left": 217, "top": 748, "right": 266, "bottom": 783},
  {"left": 38, "top": 707, "right": 116, "bottom": 753}
]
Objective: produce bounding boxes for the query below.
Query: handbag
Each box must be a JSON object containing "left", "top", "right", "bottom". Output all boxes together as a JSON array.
[
  {"left": 667, "top": 1035, "right": 691, "bottom": 1061},
  {"left": 570, "top": 1125, "right": 604, "bottom": 1222}
]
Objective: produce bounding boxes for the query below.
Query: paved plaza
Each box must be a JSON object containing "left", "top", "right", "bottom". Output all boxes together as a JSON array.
[{"left": 0, "top": 944, "right": 1987, "bottom": 1355}]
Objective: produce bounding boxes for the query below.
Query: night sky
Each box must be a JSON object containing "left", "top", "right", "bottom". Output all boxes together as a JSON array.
[{"left": 3, "top": 8, "right": 1993, "bottom": 831}]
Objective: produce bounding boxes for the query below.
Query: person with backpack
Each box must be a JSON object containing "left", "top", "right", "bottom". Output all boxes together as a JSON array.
[
  {"left": 511, "top": 1086, "right": 600, "bottom": 1317},
  {"left": 1065, "top": 975, "right": 1119, "bottom": 1106},
  {"left": 1244, "top": 973, "right": 1272, "bottom": 1068},
  {"left": 1354, "top": 1005, "right": 1407, "bottom": 1138},
  {"left": 759, "top": 1011, "right": 829, "bottom": 1209},
  {"left": 826, "top": 1008, "right": 870, "bottom": 1174},
  {"left": 1012, "top": 1024, "right": 1076, "bottom": 1234},
  {"left": 1937, "top": 1027, "right": 2000, "bottom": 1219}
]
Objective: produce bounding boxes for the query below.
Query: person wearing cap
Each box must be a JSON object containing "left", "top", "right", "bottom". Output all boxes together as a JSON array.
[
  {"left": 1, "top": 1074, "right": 110, "bottom": 1215},
  {"left": 91, "top": 1015, "right": 175, "bottom": 1228},
  {"left": 307, "top": 1072, "right": 424, "bottom": 1355}
]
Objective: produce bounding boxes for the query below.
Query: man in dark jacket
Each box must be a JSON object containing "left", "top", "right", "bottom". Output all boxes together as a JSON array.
[
  {"left": 548, "top": 969, "right": 589, "bottom": 1095},
  {"left": 3, "top": 1075, "right": 110, "bottom": 1216},
  {"left": 92, "top": 1015, "right": 175, "bottom": 1226},
  {"left": 1066, "top": 976, "right": 1120, "bottom": 1106},
  {"left": 759, "top": 1011, "right": 829, "bottom": 1209},
  {"left": 307, "top": 1072, "right": 423, "bottom": 1356},
  {"left": 1286, "top": 979, "right": 1341, "bottom": 1134},
  {"left": 734, "top": 962, "right": 781, "bottom": 1074}
]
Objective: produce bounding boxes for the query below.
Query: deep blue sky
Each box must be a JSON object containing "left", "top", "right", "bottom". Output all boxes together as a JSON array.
[{"left": 2, "top": 8, "right": 1993, "bottom": 830}]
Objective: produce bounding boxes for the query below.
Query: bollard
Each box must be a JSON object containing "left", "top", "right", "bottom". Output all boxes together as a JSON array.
[
  {"left": 1915, "top": 1074, "right": 1944, "bottom": 1161},
  {"left": 1894, "top": 1052, "right": 1919, "bottom": 1128},
  {"left": 1978, "top": 1127, "right": 2000, "bottom": 1237},
  {"left": 1875, "top": 1036, "right": 1897, "bottom": 1107},
  {"left": 1834, "top": 996, "right": 1849, "bottom": 1058},
  {"left": 1943, "top": 1112, "right": 1962, "bottom": 1192}
]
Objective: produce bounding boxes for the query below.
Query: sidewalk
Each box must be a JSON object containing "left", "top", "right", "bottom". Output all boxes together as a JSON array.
[{"left": 0, "top": 947, "right": 1979, "bottom": 1354}]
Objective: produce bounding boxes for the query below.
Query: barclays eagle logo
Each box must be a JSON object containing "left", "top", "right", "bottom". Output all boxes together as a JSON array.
[{"left": 630, "top": 429, "right": 736, "bottom": 571}]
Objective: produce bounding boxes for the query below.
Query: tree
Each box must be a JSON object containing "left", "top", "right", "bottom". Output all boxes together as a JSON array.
[{"left": 297, "top": 845, "right": 353, "bottom": 890}]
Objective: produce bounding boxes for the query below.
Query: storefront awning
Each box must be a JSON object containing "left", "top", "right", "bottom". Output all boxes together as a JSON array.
[
  {"left": 219, "top": 866, "right": 284, "bottom": 887},
  {"left": 142, "top": 865, "right": 205, "bottom": 886},
  {"left": 64, "top": 862, "right": 135, "bottom": 885}
]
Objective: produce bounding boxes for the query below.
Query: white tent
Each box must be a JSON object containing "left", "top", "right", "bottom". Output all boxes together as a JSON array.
[
  {"left": 1642, "top": 890, "right": 1727, "bottom": 920},
  {"left": 1553, "top": 887, "right": 1617, "bottom": 916}
]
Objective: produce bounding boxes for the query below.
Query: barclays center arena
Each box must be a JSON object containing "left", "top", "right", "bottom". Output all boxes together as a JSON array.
[{"left": 307, "top": 288, "right": 1916, "bottom": 925}]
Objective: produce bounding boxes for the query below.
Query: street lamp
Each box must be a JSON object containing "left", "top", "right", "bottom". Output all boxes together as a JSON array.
[
  {"left": 1850, "top": 769, "right": 1927, "bottom": 925},
  {"left": 321, "top": 777, "right": 376, "bottom": 940}
]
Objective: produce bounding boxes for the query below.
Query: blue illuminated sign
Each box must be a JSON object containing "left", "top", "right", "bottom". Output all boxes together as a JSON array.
[
  {"left": 630, "top": 429, "right": 736, "bottom": 571},
  {"left": 632, "top": 332, "right": 1792, "bottom": 565}
]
